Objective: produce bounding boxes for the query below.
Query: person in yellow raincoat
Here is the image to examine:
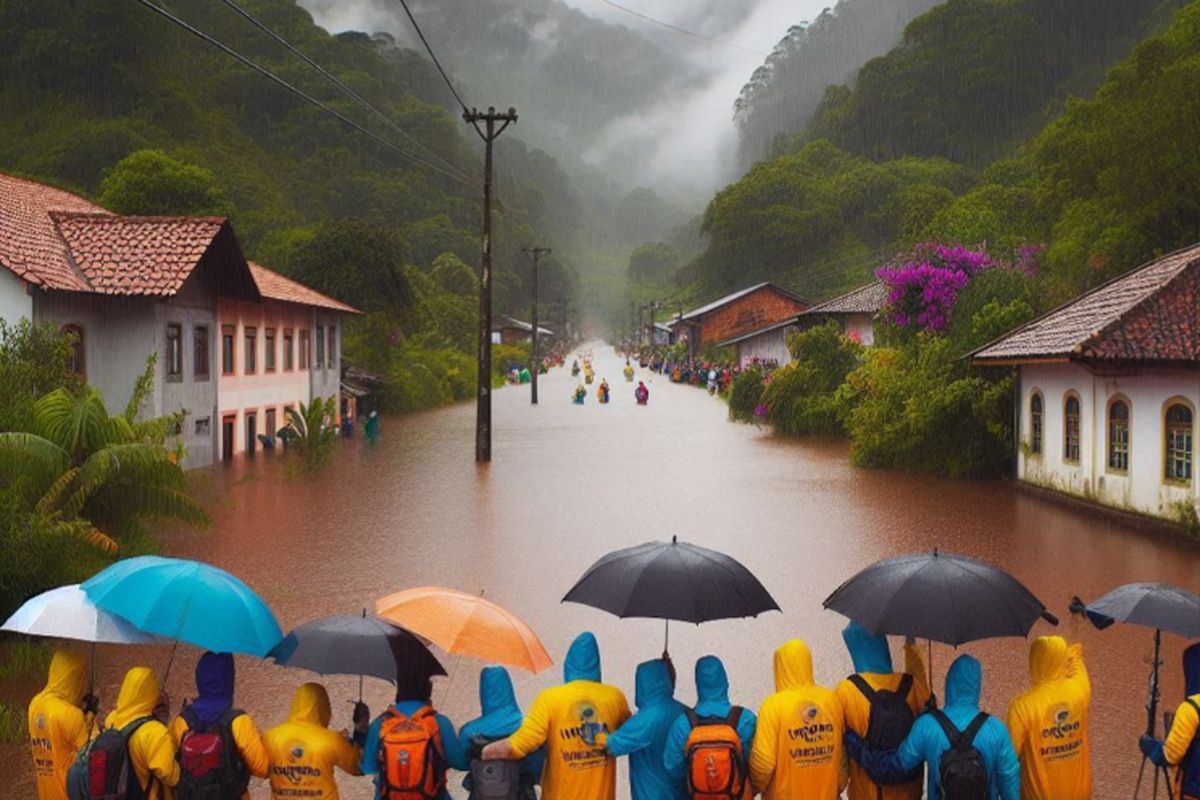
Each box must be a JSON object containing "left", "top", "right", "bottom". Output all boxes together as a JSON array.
[
  {"left": 834, "top": 623, "right": 929, "bottom": 800},
  {"left": 1141, "top": 642, "right": 1200, "bottom": 799},
  {"left": 105, "top": 667, "right": 180, "bottom": 800},
  {"left": 28, "top": 649, "right": 96, "bottom": 800},
  {"left": 264, "top": 683, "right": 366, "bottom": 800},
  {"left": 1006, "top": 636, "right": 1092, "bottom": 800},
  {"left": 750, "top": 639, "right": 847, "bottom": 800},
  {"left": 482, "top": 632, "right": 631, "bottom": 800},
  {"left": 169, "top": 652, "right": 269, "bottom": 799}
]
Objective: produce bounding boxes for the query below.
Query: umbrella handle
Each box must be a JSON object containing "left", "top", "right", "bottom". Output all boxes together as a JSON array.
[
  {"left": 664, "top": 620, "right": 670, "bottom": 655},
  {"left": 163, "top": 640, "right": 179, "bottom": 685}
]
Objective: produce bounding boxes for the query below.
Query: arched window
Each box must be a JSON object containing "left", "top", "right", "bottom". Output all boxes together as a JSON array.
[
  {"left": 1064, "top": 394, "right": 1081, "bottom": 463},
  {"left": 1029, "top": 392, "right": 1044, "bottom": 456},
  {"left": 62, "top": 324, "right": 85, "bottom": 378},
  {"left": 1166, "top": 402, "right": 1194, "bottom": 483},
  {"left": 1108, "top": 398, "right": 1130, "bottom": 472}
]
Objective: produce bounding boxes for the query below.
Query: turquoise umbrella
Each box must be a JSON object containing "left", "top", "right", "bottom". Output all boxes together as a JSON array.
[{"left": 82, "top": 556, "right": 283, "bottom": 659}]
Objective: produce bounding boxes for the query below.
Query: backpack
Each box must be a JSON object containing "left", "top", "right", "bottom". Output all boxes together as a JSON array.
[
  {"left": 684, "top": 707, "right": 749, "bottom": 800},
  {"left": 377, "top": 706, "right": 447, "bottom": 800},
  {"left": 468, "top": 758, "right": 523, "bottom": 800},
  {"left": 66, "top": 717, "right": 154, "bottom": 800},
  {"left": 931, "top": 710, "right": 990, "bottom": 800},
  {"left": 849, "top": 673, "right": 922, "bottom": 795},
  {"left": 176, "top": 707, "right": 250, "bottom": 800}
]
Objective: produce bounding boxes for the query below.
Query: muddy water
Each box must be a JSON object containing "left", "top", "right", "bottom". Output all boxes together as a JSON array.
[{"left": 7, "top": 342, "right": 1200, "bottom": 799}]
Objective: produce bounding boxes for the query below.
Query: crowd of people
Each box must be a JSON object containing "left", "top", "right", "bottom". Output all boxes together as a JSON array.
[{"left": 32, "top": 619, "right": 1194, "bottom": 800}]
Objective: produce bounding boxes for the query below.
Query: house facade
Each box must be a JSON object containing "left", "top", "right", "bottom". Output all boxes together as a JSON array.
[
  {"left": 491, "top": 315, "right": 553, "bottom": 345},
  {"left": 974, "top": 244, "right": 1200, "bottom": 523},
  {"left": 717, "top": 317, "right": 799, "bottom": 369},
  {"left": 674, "top": 282, "right": 808, "bottom": 359},
  {"left": 797, "top": 281, "right": 887, "bottom": 346}
]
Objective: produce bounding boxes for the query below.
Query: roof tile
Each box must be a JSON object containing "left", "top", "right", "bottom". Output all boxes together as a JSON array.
[{"left": 248, "top": 262, "right": 359, "bottom": 313}]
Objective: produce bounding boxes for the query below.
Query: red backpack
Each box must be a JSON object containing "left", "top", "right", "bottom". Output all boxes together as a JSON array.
[
  {"left": 176, "top": 707, "right": 250, "bottom": 800},
  {"left": 376, "top": 706, "right": 447, "bottom": 800}
]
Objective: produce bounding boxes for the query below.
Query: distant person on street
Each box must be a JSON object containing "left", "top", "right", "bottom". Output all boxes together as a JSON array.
[
  {"left": 635, "top": 381, "right": 649, "bottom": 405},
  {"left": 598, "top": 379, "right": 610, "bottom": 404},
  {"left": 364, "top": 410, "right": 380, "bottom": 444},
  {"left": 1006, "top": 636, "right": 1091, "bottom": 800},
  {"left": 28, "top": 649, "right": 96, "bottom": 800},
  {"left": 750, "top": 639, "right": 846, "bottom": 800},
  {"left": 599, "top": 658, "right": 687, "bottom": 800},
  {"left": 263, "top": 682, "right": 366, "bottom": 800},
  {"left": 459, "top": 666, "right": 543, "bottom": 800},
  {"left": 482, "top": 632, "right": 631, "bottom": 800},
  {"left": 574, "top": 383, "right": 587, "bottom": 404},
  {"left": 846, "top": 654, "right": 1020, "bottom": 800},
  {"left": 664, "top": 655, "right": 757, "bottom": 796},
  {"left": 1140, "top": 641, "right": 1200, "bottom": 797}
]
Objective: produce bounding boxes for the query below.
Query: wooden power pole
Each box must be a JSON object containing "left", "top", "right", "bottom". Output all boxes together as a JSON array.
[
  {"left": 464, "top": 106, "right": 517, "bottom": 463},
  {"left": 522, "top": 246, "right": 550, "bottom": 405}
]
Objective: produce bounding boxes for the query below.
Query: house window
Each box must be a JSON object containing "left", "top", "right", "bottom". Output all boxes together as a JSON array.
[
  {"left": 283, "top": 329, "right": 294, "bottom": 371},
  {"left": 165, "top": 323, "right": 183, "bottom": 382},
  {"left": 299, "top": 329, "right": 310, "bottom": 370},
  {"left": 1029, "top": 392, "right": 1043, "bottom": 456},
  {"left": 222, "top": 325, "right": 235, "bottom": 375},
  {"left": 194, "top": 325, "right": 210, "bottom": 380},
  {"left": 245, "top": 411, "right": 257, "bottom": 457},
  {"left": 1064, "top": 394, "right": 1081, "bottom": 463},
  {"left": 244, "top": 326, "right": 257, "bottom": 375},
  {"left": 265, "top": 328, "right": 276, "bottom": 372},
  {"left": 265, "top": 408, "right": 276, "bottom": 441},
  {"left": 315, "top": 325, "right": 325, "bottom": 369},
  {"left": 327, "top": 325, "right": 336, "bottom": 369},
  {"left": 1166, "top": 402, "right": 1194, "bottom": 483},
  {"left": 62, "top": 325, "right": 85, "bottom": 378},
  {"left": 1108, "top": 399, "right": 1130, "bottom": 472}
]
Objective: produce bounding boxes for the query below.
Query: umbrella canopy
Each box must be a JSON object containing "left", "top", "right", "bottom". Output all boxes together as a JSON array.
[
  {"left": 271, "top": 614, "right": 446, "bottom": 683},
  {"left": 1086, "top": 582, "right": 1200, "bottom": 639},
  {"left": 82, "top": 556, "right": 282, "bottom": 657},
  {"left": 375, "top": 587, "right": 552, "bottom": 673},
  {"left": 562, "top": 537, "right": 780, "bottom": 624},
  {"left": 824, "top": 550, "right": 1054, "bottom": 646},
  {"left": 2, "top": 584, "right": 165, "bottom": 645}
]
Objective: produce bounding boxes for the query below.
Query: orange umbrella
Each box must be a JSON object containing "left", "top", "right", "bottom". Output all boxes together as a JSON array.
[{"left": 375, "top": 587, "right": 553, "bottom": 673}]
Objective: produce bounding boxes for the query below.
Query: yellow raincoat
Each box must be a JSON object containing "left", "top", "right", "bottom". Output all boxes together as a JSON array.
[
  {"left": 1006, "top": 637, "right": 1091, "bottom": 800},
  {"left": 750, "top": 639, "right": 848, "bottom": 800},
  {"left": 169, "top": 709, "right": 269, "bottom": 799},
  {"left": 105, "top": 667, "right": 180, "bottom": 800},
  {"left": 28, "top": 650, "right": 90, "bottom": 800},
  {"left": 263, "top": 683, "right": 362, "bottom": 800}
]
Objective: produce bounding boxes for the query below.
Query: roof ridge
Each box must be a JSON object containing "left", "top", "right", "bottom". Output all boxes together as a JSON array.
[
  {"left": 52, "top": 212, "right": 228, "bottom": 224},
  {"left": 47, "top": 213, "right": 96, "bottom": 291},
  {"left": 802, "top": 280, "right": 885, "bottom": 314}
]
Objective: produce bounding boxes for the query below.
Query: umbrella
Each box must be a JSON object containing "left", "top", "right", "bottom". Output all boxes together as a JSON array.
[
  {"left": 562, "top": 536, "right": 780, "bottom": 650},
  {"left": 375, "top": 587, "right": 552, "bottom": 673},
  {"left": 2, "top": 585, "right": 165, "bottom": 645},
  {"left": 82, "top": 556, "right": 283, "bottom": 660},
  {"left": 823, "top": 550, "right": 1055, "bottom": 647}
]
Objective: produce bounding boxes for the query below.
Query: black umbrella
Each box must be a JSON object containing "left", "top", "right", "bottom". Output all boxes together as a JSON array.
[
  {"left": 271, "top": 613, "right": 446, "bottom": 695},
  {"left": 823, "top": 550, "right": 1056, "bottom": 646},
  {"left": 562, "top": 536, "right": 780, "bottom": 650}
]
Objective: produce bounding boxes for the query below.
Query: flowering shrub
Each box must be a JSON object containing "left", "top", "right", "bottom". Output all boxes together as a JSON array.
[{"left": 877, "top": 243, "right": 1005, "bottom": 332}]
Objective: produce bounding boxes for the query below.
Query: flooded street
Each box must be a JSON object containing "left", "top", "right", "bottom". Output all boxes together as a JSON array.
[{"left": 8, "top": 342, "right": 1200, "bottom": 799}]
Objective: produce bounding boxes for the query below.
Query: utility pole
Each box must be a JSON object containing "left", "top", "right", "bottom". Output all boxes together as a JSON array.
[
  {"left": 464, "top": 106, "right": 517, "bottom": 463},
  {"left": 522, "top": 246, "right": 550, "bottom": 406}
]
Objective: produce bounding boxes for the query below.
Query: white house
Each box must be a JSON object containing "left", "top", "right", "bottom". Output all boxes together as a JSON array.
[
  {"left": 973, "top": 244, "right": 1200, "bottom": 524},
  {"left": 717, "top": 317, "right": 800, "bottom": 369},
  {"left": 797, "top": 281, "right": 888, "bottom": 346}
]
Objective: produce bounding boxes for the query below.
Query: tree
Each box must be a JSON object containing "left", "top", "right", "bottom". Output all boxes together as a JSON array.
[
  {"left": 98, "top": 149, "right": 234, "bottom": 216},
  {"left": 283, "top": 397, "right": 338, "bottom": 473},
  {"left": 287, "top": 220, "right": 413, "bottom": 313},
  {"left": 626, "top": 243, "right": 680, "bottom": 283},
  {"left": 0, "top": 320, "right": 80, "bottom": 433}
]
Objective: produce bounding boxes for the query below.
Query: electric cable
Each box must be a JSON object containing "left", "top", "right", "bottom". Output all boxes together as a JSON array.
[{"left": 393, "top": 0, "right": 471, "bottom": 113}]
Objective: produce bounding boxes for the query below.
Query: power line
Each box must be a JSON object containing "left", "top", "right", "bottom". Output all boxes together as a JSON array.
[
  {"left": 592, "top": 0, "right": 764, "bottom": 58},
  {"left": 131, "top": 0, "right": 472, "bottom": 186},
  {"left": 217, "top": 0, "right": 470, "bottom": 182},
  {"left": 393, "top": 0, "right": 471, "bottom": 113}
]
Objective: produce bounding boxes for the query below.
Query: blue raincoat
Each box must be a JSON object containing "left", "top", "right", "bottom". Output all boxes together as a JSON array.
[
  {"left": 603, "top": 660, "right": 688, "bottom": 800},
  {"left": 189, "top": 651, "right": 235, "bottom": 724},
  {"left": 844, "top": 621, "right": 893, "bottom": 674},
  {"left": 664, "top": 655, "right": 757, "bottom": 781},
  {"left": 565, "top": 631, "right": 601, "bottom": 682},
  {"left": 848, "top": 655, "right": 1020, "bottom": 800},
  {"left": 458, "top": 666, "right": 544, "bottom": 795}
]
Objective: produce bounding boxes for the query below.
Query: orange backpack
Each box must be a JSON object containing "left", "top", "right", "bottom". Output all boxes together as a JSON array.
[
  {"left": 684, "top": 707, "right": 750, "bottom": 800},
  {"left": 376, "top": 706, "right": 446, "bottom": 800}
]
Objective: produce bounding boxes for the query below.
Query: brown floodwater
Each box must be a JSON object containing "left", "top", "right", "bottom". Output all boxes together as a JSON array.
[{"left": 6, "top": 342, "right": 1200, "bottom": 799}]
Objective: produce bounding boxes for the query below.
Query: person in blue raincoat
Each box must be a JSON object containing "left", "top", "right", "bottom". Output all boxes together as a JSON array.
[
  {"left": 458, "top": 666, "right": 544, "bottom": 799},
  {"left": 664, "top": 655, "right": 757, "bottom": 782},
  {"left": 597, "top": 659, "right": 688, "bottom": 800},
  {"left": 1140, "top": 641, "right": 1200, "bottom": 798},
  {"left": 845, "top": 654, "right": 1020, "bottom": 800}
]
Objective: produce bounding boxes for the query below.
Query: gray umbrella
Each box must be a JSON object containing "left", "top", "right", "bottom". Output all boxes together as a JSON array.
[
  {"left": 1086, "top": 582, "right": 1200, "bottom": 639},
  {"left": 271, "top": 613, "right": 446, "bottom": 684}
]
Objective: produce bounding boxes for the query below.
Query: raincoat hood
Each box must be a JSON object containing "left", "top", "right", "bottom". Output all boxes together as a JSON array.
[
  {"left": 635, "top": 660, "right": 674, "bottom": 709},
  {"left": 945, "top": 655, "right": 982, "bottom": 707},
  {"left": 43, "top": 649, "right": 86, "bottom": 705},
  {"left": 1184, "top": 643, "right": 1200, "bottom": 697},
  {"left": 1029, "top": 635, "right": 1069, "bottom": 685},
  {"left": 107, "top": 667, "right": 160, "bottom": 729},
  {"left": 695, "top": 656, "right": 730, "bottom": 705},
  {"left": 479, "top": 666, "right": 519, "bottom": 715},
  {"left": 190, "top": 651, "right": 235, "bottom": 724},
  {"left": 773, "top": 639, "right": 814, "bottom": 692},
  {"left": 287, "top": 682, "right": 332, "bottom": 728},
  {"left": 842, "top": 622, "right": 893, "bottom": 675},
  {"left": 564, "top": 632, "right": 601, "bottom": 683}
]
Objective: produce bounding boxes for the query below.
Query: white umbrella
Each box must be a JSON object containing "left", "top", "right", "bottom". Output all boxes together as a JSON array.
[{"left": 2, "top": 584, "right": 164, "bottom": 644}]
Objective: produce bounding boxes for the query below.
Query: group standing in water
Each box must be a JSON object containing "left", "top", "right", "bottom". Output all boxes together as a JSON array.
[{"left": 569, "top": 357, "right": 650, "bottom": 407}]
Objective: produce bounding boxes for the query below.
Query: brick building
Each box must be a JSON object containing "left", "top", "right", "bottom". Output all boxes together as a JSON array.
[{"left": 672, "top": 282, "right": 808, "bottom": 358}]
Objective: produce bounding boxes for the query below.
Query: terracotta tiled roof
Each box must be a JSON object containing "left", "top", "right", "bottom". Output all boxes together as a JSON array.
[
  {"left": 248, "top": 262, "right": 359, "bottom": 313},
  {"left": 0, "top": 173, "right": 106, "bottom": 291},
  {"left": 680, "top": 282, "right": 808, "bottom": 321},
  {"left": 973, "top": 243, "right": 1200, "bottom": 364},
  {"left": 802, "top": 281, "right": 888, "bottom": 316}
]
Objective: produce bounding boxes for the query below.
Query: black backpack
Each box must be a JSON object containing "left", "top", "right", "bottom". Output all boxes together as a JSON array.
[
  {"left": 932, "top": 710, "right": 990, "bottom": 800},
  {"left": 849, "top": 674, "right": 921, "bottom": 795},
  {"left": 463, "top": 735, "right": 536, "bottom": 800},
  {"left": 67, "top": 717, "right": 154, "bottom": 800},
  {"left": 175, "top": 707, "right": 250, "bottom": 800}
]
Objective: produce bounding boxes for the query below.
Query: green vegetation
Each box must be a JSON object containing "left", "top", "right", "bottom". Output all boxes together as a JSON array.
[
  {"left": 763, "top": 323, "right": 863, "bottom": 437},
  {"left": 283, "top": 397, "right": 339, "bottom": 474}
]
